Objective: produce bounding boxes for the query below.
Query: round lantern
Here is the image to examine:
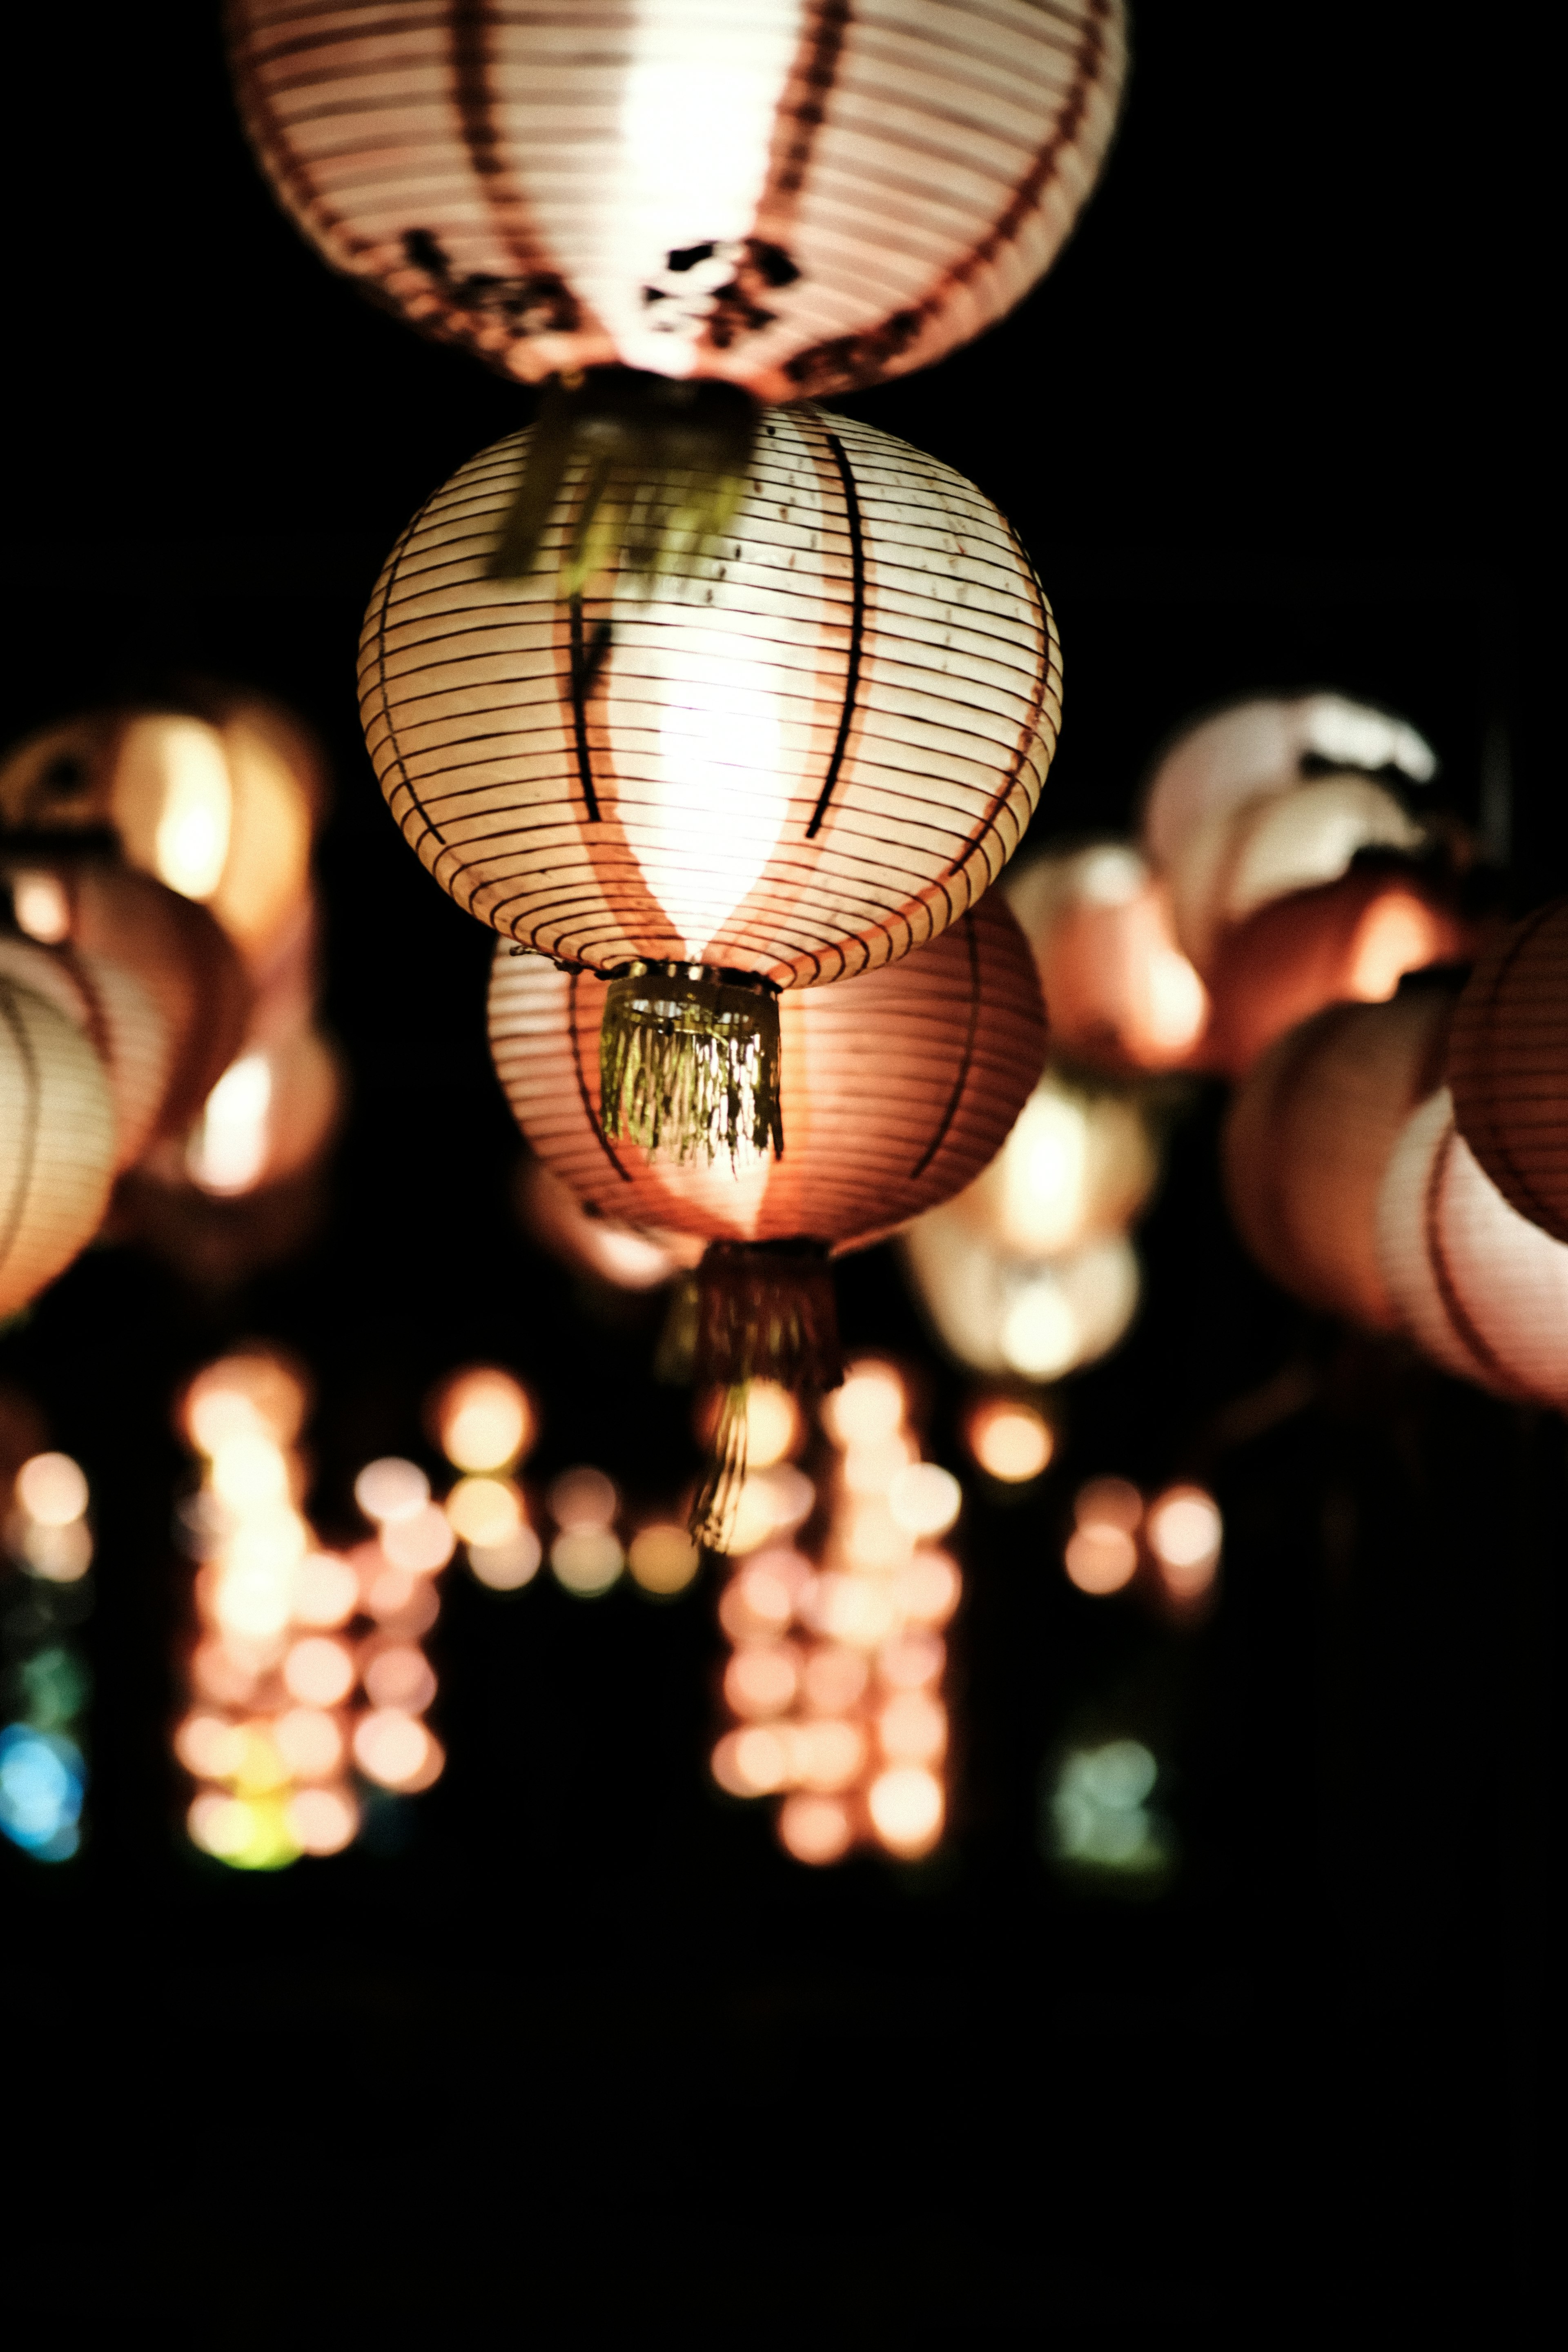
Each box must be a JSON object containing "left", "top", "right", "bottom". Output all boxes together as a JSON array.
[
  {"left": 1004, "top": 843, "right": 1208, "bottom": 1074},
  {"left": 365, "top": 404, "right": 1058, "bottom": 1158},
  {"left": 1200, "top": 862, "right": 1478, "bottom": 1078},
  {"left": 2, "top": 858, "right": 252, "bottom": 1140},
  {"left": 1376, "top": 1087, "right": 1568, "bottom": 1406},
  {"left": 0, "top": 933, "right": 171, "bottom": 1173},
  {"left": 0, "top": 976, "right": 117, "bottom": 1319},
  {"left": 1223, "top": 978, "right": 1459, "bottom": 1328},
  {"left": 1160, "top": 773, "right": 1430, "bottom": 975},
  {"left": 0, "top": 691, "right": 326, "bottom": 973},
  {"left": 901, "top": 1211, "right": 1140, "bottom": 1381},
  {"left": 1141, "top": 693, "right": 1437, "bottom": 880},
  {"left": 515, "top": 1157, "right": 699, "bottom": 1294},
  {"left": 1446, "top": 896, "right": 1568, "bottom": 1245},
  {"left": 491, "top": 891, "right": 1045, "bottom": 1538},
  {"left": 179, "top": 1027, "right": 347, "bottom": 1200},
  {"left": 229, "top": 1, "right": 1125, "bottom": 406}
]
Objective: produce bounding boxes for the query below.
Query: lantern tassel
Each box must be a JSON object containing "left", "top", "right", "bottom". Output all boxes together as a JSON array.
[
  {"left": 489, "top": 367, "right": 758, "bottom": 591},
  {"left": 688, "top": 1241, "right": 842, "bottom": 1555},
  {"left": 599, "top": 965, "right": 782, "bottom": 1167}
]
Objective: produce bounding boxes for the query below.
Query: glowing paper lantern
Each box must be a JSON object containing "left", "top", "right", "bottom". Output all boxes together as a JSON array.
[
  {"left": 1200, "top": 864, "right": 1476, "bottom": 1079},
  {"left": 1004, "top": 842, "right": 1208, "bottom": 1073},
  {"left": 0, "top": 694, "right": 327, "bottom": 973},
  {"left": 902, "top": 1214, "right": 1139, "bottom": 1381},
  {"left": 514, "top": 1157, "right": 699, "bottom": 1294},
  {"left": 0, "top": 978, "right": 116, "bottom": 1319},
  {"left": 1224, "top": 979, "right": 1458, "bottom": 1328},
  {"left": 229, "top": 0, "right": 1125, "bottom": 403},
  {"left": 941, "top": 1067, "right": 1159, "bottom": 1258},
  {"left": 3, "top": 858, "right": 251, "bottom": 1140},
  {"left": 364, "top": 404, "right": 1058, "bottom": 1157},
  {"left": 1141, "top": 693, "right": 1436, "bottom": 880},
  {"left": 1446, "top": 897, "right": 1568, "bottom": 1244},
  {"left": 1377, "top": 1088, "right": 1568, "bottom": 1405},
  {"left": 0, "top": 933, "right": 170, "bottom": 1172}
]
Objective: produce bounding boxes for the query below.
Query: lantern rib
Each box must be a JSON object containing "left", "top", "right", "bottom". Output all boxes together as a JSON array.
[
  {"left": 1423, "top": 1118, "right": 1517, "bottom": 1394},
  {"left": 806, "top": 431, "right": 866, "bottom": 842},
  {"left": 565, "top": 595, "right": 603, "bottom": 823},
  {"left": 0, "top": 982, "right": 42, "bottom": 1271}
]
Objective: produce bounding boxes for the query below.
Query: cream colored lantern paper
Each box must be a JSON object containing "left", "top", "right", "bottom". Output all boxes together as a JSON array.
[
  {"left": 0, "top": 978, "right": 117, "bottom": 1320},
  {"left": 229, "top": 2, "right": 1125, "bottom": 401},
  {"left": 362, "top": 405, "right": 1058, "bottom": 1159}
]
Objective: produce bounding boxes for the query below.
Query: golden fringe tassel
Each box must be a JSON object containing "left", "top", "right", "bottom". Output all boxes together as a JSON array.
[
  {"left": 489, "top": 367, "right": 758, "bottom": 592},
  {"left": 688, "top": 1241, "right": 841, "bottom": 1555},
  {"left": 599, "top": 965, "right": 782, "bottom": 1167}
]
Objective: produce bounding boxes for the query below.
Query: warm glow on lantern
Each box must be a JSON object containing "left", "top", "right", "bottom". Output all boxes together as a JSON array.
[
  {"left": 10, "top": 871, "right": 71, "bottom": 943},
  {"left": 116, "top": 715, "right": 234, "bottom": 901},
  {"left": 185, "top": 1051, "right": 272, "bottom": 1194}
]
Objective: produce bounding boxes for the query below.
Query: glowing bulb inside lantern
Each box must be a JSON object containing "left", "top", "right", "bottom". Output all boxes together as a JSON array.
[
  {"left": 187, "top": 1052, "right": 272, "bottom": 1195},
  {"left": 121, "top": 716, "right": 234, "bottom": 901}
]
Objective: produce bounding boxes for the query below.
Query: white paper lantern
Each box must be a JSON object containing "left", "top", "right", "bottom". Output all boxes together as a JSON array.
[
  {"left": 0, "top": 934, "right": 170, "bottom": 1173},
  {"left": 902, "top": 1212, "right": 1139, "bottom": 1380},
  {"left": 0, "top": 977, "right": 117, "bottom": 1319},
  {"left": 230, "top": 0, "right": 1126, "bottom": 402},
  {"left": 1376, "top": 1087, "right": 1568, "bottom": 1405}
]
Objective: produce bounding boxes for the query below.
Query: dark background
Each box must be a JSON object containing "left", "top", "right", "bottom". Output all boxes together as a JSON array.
[{"left": 1, "top": 2, "right": 1555, "bottom": 2329}]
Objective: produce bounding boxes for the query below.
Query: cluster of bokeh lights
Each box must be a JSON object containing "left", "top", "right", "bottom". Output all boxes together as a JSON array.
[{"left": 711, "top": 1363, "right": 961, "bottom": 1866}]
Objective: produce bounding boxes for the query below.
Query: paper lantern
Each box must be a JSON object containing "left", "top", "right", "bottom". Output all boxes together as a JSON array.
[
  {"left": 2, "top": 858, "right": 252, "bottom": 1140},
  {"left": 1200, "top": 863, "right": 1477, "bottom": 1079},
  {"left": 0, "top": 976, "right": 117, "bottom": 1319},
  {"left": 0, "top": 933, "right": 171, "bottom": 1173},
  {"left": 1224, "top": 978, "right": 1458, "bottom": 1328},
  {"left": 942, "top": 1066, "right": 1159, "bottom": 1257},
  {"left": 489, "top": 891, "right": 1045, "bottom": 1252},
  {"left": 365, "top": 403, "right": 1058, "bottom": 1156},
  {"left": 229, "top": 0, "right": 1125, "bottom": 404},
  {"left": 0, "top": 693, "right": 326, "bottom": 972},
  {"left": 514, "top": 1159, "right": 698, "bottom": 1294},
  {"left": 1161, "top": 773, "right": 1429, "bottom": 974},
  {"left": 1005, "top": 843, "right": 1207, "bottom": 1074},
  {"left": 492, "top": 893, "right": 1044, "bottom": 1539},
  {"left": 1446, "top": 896, "right": 1568, "bottom": 1245},
  {"left": 1376, "top": 1088, "right": 1568, "bottom": 1406},
  {"left": 180, "top": 1028, "right": 346, "bottom": 1200},
  {"left": 902, "top": 1212, "right": 1139, "bottom": 1381},
  {"left": 1141, "top": 693, "right": 1436, "bottom": 878}
]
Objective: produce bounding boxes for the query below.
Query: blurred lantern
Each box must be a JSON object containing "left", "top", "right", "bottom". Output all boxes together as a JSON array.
[
  {"left": 1005, "top": 842, "right": 1209, "bottom": 1073},
  {"left": 2, "top": 855, "right": 251, "bottom": 1141},
  {"left": 1446, "top": 897, "right": 1568, "bottom": 1244},
  {"left": 0, "top": 931, "right": 169, "bottom": 1172},
  {"left": 1377, "top": 1088, "right": 1568, "bottom": 1407},
  {"left": 710, "top": 1358, "right": 958, "bottom": 1863},
  {"left": 362, "top": 405, "right": 1057, "bottom": 1163},
  {"left": 232, "top": 0, "right": 1124, "bottom": 575},
  {"left": 1225, "top": 977, "right": 1459, "bottom": 1328},
  {"left": 490, "top": 894, "right": 1045, "bottom": 1543},
  {"left": 903, "top": 1214, "right": 1140, "bottom": 1382},
  {"left": 0, "top": 977, "right": 116, "bottom": 1319},
  {"left": 941, "top": 1068, "right": 1159, "bottom": 1258},
  {"left": 0, "top": 691, "right": 327, "bottom": 978},
  {"left": 514, "top": 1157, "right": 700, "bottom": 1294},
  {"left": 1141, "top": 692, "right": 1437, "bottom": 882}
]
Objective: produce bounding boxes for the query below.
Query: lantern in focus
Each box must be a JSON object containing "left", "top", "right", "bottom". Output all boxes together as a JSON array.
[
  {"left": 0, "top": 977, "right": 116, "bottom": 1319},
  {"left": 490, "top": 894, "right": 1045, "bottom": 1540},
  {"left": 1376, "top": 1088, "right": 1568, "bottom": 1407},
  {"left": 1199, "top": 862, "right": 1477, "bottom": 1079},
  {"left": 1140, "top": 692, "right": 1437, "bottom": 882},
  {"left": 1004, "top": 842, "right": 1209, "bottom": 1073},
  {"left": 1446, "top": 897, "right": 1568, "bottom": 1245},
  {"left": 363, "top": 405, "right": 1058, "bottom": 1160},
  {"left": 232, "top": 0, "right": 1124, "bottom": 570},
  {"left": 1224, "top": 977, "right": 1459, "bottom": 1328},
  {"left": 0, "top": 691, "right": 327, "bottom": 977}
]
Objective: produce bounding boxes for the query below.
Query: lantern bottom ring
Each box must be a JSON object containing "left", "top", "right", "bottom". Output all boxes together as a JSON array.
[{"left": 599, "top": 964, "right": 783, "bottom": 1169}]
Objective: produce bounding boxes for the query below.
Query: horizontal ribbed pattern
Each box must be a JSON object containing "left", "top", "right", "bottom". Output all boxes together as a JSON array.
[
  {"left": 229, "top": 0, "right": 1125, "bottom": 399},
  {"left": 0, "top": 937, "right": 174, "bottom": 1174},
  {"left": 0, "top": 978, "right": 116, "bottom": 1318},
  {"left": 1446, "top": 896, "right": 1568, "bottom": 1245},
  {"left": 488, "top": 889, "right": 1045, "bottom": 1246},
  {"left": 1376, "top": 1087, "right": 1568, "bottom": 1408},
  {"left": 362, "top": 404, "right": 1058, "bottom": 985},
  {"left": 1223, "top": 983, "right": 1457, "bottom": 1330}
]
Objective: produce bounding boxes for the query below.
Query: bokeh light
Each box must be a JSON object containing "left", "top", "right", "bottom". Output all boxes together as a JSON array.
[
  {"left": 362, "top": 1644, "right": 437, "bottom": 1713},
  {"left": 1145, "top": 1484, "right": 1223, "bottom": 1600},
  {"left": 777, "top": 1793, "right": 853, "bottom": 1865},
  {"left": 380, "top": 1502, "right": 457, "bottom": 1574},
  {"left": 352, "top": 1710, "right": 443, "bottom": 1792},
  {"left": 821, "top": 1363, "right": 906, "bottom": 1448},
  {"left": 548, "top": 1466, "right": 618, "bottom": 1532},
  {"left": 1049, "top": 1739, "right": 1169, "bottom": 1878},
  {"left": 723, "top": 1644, "right": 801, "bottom": 1719},
  {"left": 1064, "top": 1525, "right": 1138, "bottom": 1595},
  {"left": 744, "top": 1380, "right": 801, "bottom": 1468},
  {"left": 886, "top": 1461, "right": 962, "bottom": 1538},
  {"left": 0, "top": 1725, "right": 85, "bottom": 1860},
  {"left": 867, "top": 1765, "right": 944, "bottom": 1856},
  {"left": 282, "top": 1636, "right": 355, "bottom": 1707},
  {"left": 468, "top": 1525, "right": 543, "bottom": 1591},
  {"left": 444, "top": 1475, "right": 522, "bottom": 1546},
  {"left": 354, "top": 1457, "right": 430, "bottom": 1526},
  {"left": 434, "top": 1367, "right": 534, "bottom": 1474},
  {"left": 15, "top": 1452, "right": 89, "bottom": 1527},
  {"left": 627, "top": 1523, "right": 699, "bottom": 1595},
  {"left": 877, "top": 1690, "right": 948, "bottom": 1764},
  {"left": 550, "top": 1527, "right": 624, "bottom": 1596},
  {"left": 1075, "top": 1476, "right": 1144, "bottom": 1535},
  {"left": 964, "top": 1396, "right": 1054, "bottom": 1483}
]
